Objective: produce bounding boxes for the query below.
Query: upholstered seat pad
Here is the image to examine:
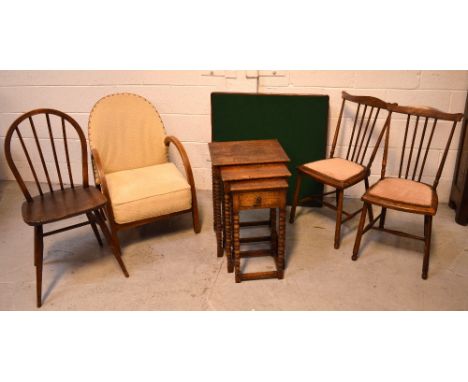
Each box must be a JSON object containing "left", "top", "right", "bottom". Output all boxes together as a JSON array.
[
  {"left": 365, "top": 177, "right": 435, "bottom": 208},
  {"left": 106, "top": 163, "right": 192, "bottom": 224},
  {"left": 303, "top": 157, "right": 365, "bottom": 182}
]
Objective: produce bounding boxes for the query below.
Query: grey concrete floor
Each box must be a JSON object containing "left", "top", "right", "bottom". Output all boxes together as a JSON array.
[{"left": 1, "top": 180, "right": 468, "bottom": 310}]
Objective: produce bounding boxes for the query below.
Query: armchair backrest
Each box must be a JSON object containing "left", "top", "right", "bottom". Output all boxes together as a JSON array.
[{"left": 88, "top": 93, "right": 168, "bottom": 179}]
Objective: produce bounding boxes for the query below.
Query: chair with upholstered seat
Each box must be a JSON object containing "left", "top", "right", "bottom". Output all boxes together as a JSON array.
[
  {"left": 290, "top": 91, "right": 393, "bottom": 249},
  {"left": 352, "top": 104, "right": 463, "bottom": 279},
  {"left": 4, "top": 109, "right": 129, "bottom": 307},
  {"left": 88, "top": 93, "right": 200, "bottom": 255}
]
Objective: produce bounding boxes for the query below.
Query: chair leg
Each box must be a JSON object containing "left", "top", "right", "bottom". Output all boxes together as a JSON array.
[
  {"left": 364, "top": 177, "right": 374, "bottom": 222},
  {"left": 34, "top": 225, "right": 43, "bottom": 308},
  {"left": 289, "top": 172, "right": 303, "bottom": 224},
  {"left": 92, "top": 210, "right": 129, "bottom": 278},
  {"left": 86, "top": 212, "right": 103, "bottom": 247},
  {"left": 97, "top": 208, "right": 107, "bottom": 222},
  {"left": 379, "top": 207, "right": 387, "bottom": 229},
  {"left": 191, "top": 195, "right": 201, "bottom": 234},
  {"left": 352, "top": 202, "right": 368, "bottom": 261},
  {"left": 422, "top": 215, "right": 433, "bottom": 280},
  {"left": 334, "top": 189, "right": 344, "bottom": 249}
]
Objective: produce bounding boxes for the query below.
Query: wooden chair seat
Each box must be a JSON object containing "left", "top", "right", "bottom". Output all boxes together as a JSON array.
[
  {"left": 300, "top": 157, "right": 367, "bottom": 188},
  {"left": 22, "top": 186, "right": 107, "bottom": 226},
  {"left": 363, "top": 177, "right": 437, "bottom": 215}
]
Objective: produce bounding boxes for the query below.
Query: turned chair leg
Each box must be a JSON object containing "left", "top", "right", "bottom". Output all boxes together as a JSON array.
[
  {"left": 34, "top": 225, "right": 44, "bottom": 308},
  {"left": 422, "top": 215, "right": 433, "bottom": 280},
  {"left": 92, "top": 210, "right": 129, "bottom": 278},
  {"left": 379, "top": 207, "right": 387, "bottom": 229},
  {"left": 334, "top": 189, "right": 344, "bottom": 249},
  {"left": 86, "top": 212, "right": 103, "bottom": 247},
  {"left": 352, "top": 202, "right": 368, "bottom": 261},
  {"left": 289, "top": 172, "right": 303, "bottom": 224},
  {"left": 364, "top": 177, "right": 374, "bottom": 222}
]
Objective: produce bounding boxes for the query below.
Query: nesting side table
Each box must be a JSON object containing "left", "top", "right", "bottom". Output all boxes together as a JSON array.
[
  {"left": 208, "top": 139, "right": 290, "bottom": 258},
  {"left": 229, "top": 178, "right": 289, "bottom": 282},
  {"left": 221, "top": 164, "right": 291, "bottom": 278}
]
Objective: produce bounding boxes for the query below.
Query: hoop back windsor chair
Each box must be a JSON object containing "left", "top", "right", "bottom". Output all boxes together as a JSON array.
[{"left": 4, "top": 109, "right": 128, "bottom": 307}]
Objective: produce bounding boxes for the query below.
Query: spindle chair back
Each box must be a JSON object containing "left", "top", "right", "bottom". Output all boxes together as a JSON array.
[
  {"left": 382, "top": 104, "right": 461, "bottom": 189},
  {"left": 330, "top": 91, "right": 391, "bottom": 169},
  {"left": 4, "top": 109, "right": 89, "bottom": 199}
]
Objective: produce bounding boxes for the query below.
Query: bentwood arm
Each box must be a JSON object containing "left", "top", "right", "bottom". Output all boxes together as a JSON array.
[{"left": 164, "top": 136, "right": 197, "bottom": 194}]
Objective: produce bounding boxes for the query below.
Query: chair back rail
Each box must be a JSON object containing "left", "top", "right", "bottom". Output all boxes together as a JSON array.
[
  {"left": 4, "top": 109, "right": 89, "bottom": 202},
  {"left": 383, "top": 104, "right": 463, "bottom": 189},
  {"left": 330, "top": 91, "right": 393, "bottom": 169}
]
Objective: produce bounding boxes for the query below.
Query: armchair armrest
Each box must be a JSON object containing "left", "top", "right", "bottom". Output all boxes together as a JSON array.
[
  {"left": 164, "top": 136, "right": 196, "bottom": 188},
  {"left": 164, "top": 136, "right": 198, "bottom": 204}
]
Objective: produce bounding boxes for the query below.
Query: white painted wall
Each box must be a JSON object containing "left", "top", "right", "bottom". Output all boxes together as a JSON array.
[{"left": 0, "top": 70, "right": 466, "bottom": 202}]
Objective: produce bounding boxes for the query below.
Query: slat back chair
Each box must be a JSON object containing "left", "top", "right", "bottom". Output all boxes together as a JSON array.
[
  {"left": 290, "top": 91, "right": 393, "bottom": 249},
  {"left": 352, "top": 104, "right": 463, "bottom": 279},
  {"left": 4, "top": 109, "right": 128, "bottom": 307}
]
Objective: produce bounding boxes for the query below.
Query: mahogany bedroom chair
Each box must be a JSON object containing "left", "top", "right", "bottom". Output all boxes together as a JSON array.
[
  {"left": 88, "top": 93, "right": 200, "bottom": 256},
  {"left": 289, "top": 91, "right": 393, "bottom": 249},
  {"left": 352, "top": 103, "right": 463, "bottom": 279},
  {"left": 4, "top": 109, "right": 129, "bottom": 308}
]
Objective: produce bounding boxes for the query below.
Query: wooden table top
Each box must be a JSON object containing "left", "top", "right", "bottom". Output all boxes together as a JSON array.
[{"left": 208, "top": 139, "right": 290, "bottom": 167}]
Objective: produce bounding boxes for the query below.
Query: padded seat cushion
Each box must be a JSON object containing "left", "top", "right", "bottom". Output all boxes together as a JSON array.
[
  {"left": 365, "top": 177, "right": 435, "bottom": 208},
  {"left": 303, "top": 157, "right": 365, "bottom": 182},
  {"left": 106, "top": 163, "right": 192, "bottom": 224}
]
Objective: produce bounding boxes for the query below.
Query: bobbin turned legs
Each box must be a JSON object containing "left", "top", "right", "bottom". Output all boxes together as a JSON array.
[{"left": 229, "top": 179, "right": 288, "bottom": 282}]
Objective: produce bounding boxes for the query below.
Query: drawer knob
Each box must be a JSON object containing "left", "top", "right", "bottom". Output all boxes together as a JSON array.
[{"left": 254, "top": 196, "right": 262, "bottom": 206}]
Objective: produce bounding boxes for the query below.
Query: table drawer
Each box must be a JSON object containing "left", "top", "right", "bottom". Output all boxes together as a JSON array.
[{"left": 237, "top": 190, "right": 284, "bottom": 209}]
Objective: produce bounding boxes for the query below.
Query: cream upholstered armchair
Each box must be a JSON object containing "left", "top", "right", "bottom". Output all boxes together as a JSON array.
[{"left": 88, "top": 93, "right": 200, "bottom": 259}]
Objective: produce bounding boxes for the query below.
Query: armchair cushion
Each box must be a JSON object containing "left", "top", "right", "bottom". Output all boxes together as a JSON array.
[{"left": 106, "top": 162, "right": 192, "bottom": 224}]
